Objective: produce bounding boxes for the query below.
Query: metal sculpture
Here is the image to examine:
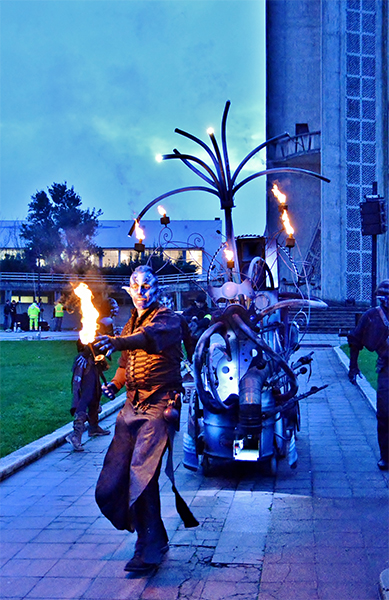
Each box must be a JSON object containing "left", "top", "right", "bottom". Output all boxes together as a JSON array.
[{"left": 129, "top": 101, "right": 330, "bottom": 475}]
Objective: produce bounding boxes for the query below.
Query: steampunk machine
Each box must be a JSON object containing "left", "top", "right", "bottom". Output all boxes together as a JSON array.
[{"left": 129, "top": 102, "right": 330, "bottom": 475}]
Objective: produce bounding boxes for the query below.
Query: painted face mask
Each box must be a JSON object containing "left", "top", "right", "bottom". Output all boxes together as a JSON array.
[{"left": 128, "top": 266, "right": 159, "bottom": 312}]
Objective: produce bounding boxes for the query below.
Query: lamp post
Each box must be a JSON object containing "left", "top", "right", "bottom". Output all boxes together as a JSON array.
[
  {"left": 36, "top": 246, "right": 42, "bottom": 335},
  {"left": 360, "top": 181, "right": 387, "bottom": 306},
  {"left": 128, "top": 102, "right": 330, "bottom": 283}
]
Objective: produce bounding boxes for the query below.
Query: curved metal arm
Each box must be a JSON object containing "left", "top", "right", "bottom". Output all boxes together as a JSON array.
[
  {"left": 193, "top": 321, "right": 231, "bottom": 414},
  {"left": 163, "top": 151, "right": 221, "bottom": 189},
  {"left": 231, "top": 132, "right": 291, "bottom": 185},
  {"left": 256, "top": 298, "right": 328, "bottom": 320},
  {"left": 175, "top": 127, "right": 222, "bottom": 177},
  {"left": 221, "top": 101, "right": 232, "bottom": 190},
  {"left": 171, "top": 150, "right": 215, "bottom": 187},
  {"left": 233, "top": 167, "right": 331, "bottom": 194},
  {"left": 231, "top": 312, "right": 298, "bottom": 404},
  {"left": 247, "top": 256, "right": 275, "bottom": 290},
  {"left": 208, "top": 131, "right": 227, "bottom": 192},
  {"left": 128, "top": 186, "right": 220, "bottom": 236}
]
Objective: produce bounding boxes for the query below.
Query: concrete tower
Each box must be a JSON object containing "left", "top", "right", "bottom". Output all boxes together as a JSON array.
[{"left": 266, "top": 0, "right": 388, "bottom": 304}]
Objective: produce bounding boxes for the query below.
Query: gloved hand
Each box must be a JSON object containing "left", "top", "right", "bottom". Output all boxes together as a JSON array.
[
  {"left": 94, "top": 335, "right": 116, "bottom": 355},
  {"left": 75, "top": 355, "right": 88, "bottom": 369},
  {"left": 348, "top": 366, "right": 362, "bottom": 385},
  {"left": 101, "top": 382, "right": 118, "bottom": 400}
]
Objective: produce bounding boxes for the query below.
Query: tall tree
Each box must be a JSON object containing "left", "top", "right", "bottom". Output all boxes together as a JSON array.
[{"left": 21, "top": 183, "right": 102, "bottom": 270}]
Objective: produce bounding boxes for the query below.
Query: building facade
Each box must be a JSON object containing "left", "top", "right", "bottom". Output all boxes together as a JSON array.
[
  {"left": 0, "top": 219, "right": 222, "bottom": 313},
  {"left": 0, "top": 219, "right": 222, "bottom": 273},
  {"left": 266, "top": 0, "right": 388, "bottom": 303}
]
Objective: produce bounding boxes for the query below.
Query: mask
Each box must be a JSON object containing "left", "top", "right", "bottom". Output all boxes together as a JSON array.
[{"left": 128, "top": 266, "right": 158, "bottom": 312}]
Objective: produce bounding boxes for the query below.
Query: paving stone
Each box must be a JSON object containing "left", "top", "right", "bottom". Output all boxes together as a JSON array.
[
  {"left": 25, "top": 575, "right": 92, "bottom": 598},
  {"left": 0, "top": 557, "right": 58, "bottom": 577},
  {"left": 0, "top": 338, "right": 388, "bottom": 600},
  {"left": 0, "top": 575, "right": 40, "bottom": 598}
]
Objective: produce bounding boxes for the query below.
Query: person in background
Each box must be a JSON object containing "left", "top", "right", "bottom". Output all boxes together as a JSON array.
[
  {"left": 97, "top": 297, "right": 119, "bottom": 336},
  {"left": 10, "top": 300, "right": 18, "bottom": 331},
  {"left": 93, "top": 265, "right": 198, "bottom": 574},
  {"left": 27, "top": 300, "right": 40, "bottom": 331},
  {"left": 183, "top": 291, "right": 212, "bottom": 344},
  {"left": 65, "top": 339, "right": 111, "bottom": 452},
  {"left": 3, "top": 300, "right": 11, "bottom": 331},
  {"left": 54, "top": 299, "right": 64, "bottom": 331},
  {"left": 348, "top": 280, "right": 389, "bottom": 471}
]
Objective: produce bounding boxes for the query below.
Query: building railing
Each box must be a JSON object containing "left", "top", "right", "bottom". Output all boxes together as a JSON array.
[
  {"left": 267, "top": 131, "right": 321, "bottom": 162},
  {"left": 0, "top": 271, "right": 209, "bottom": 287}
]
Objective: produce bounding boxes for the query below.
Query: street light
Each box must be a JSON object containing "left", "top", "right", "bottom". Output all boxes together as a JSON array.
[
  {"left": 129, "top": 101, "right": 330, "bottom": 280},
  {"left": 360, "top": 181, "right": 387, "bottom": 306}
]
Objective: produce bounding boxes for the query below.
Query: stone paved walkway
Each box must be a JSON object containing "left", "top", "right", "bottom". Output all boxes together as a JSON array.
[{"left": 0, "top": 339, "right": 388, "bottom": 599}]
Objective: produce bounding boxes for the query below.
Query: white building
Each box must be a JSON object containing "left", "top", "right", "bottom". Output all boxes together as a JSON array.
[{"left": 0, "top": 218, "right": 222, "bottom": 274}]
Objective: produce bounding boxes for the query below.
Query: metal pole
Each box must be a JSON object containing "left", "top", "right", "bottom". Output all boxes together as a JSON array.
[{"left": 371, "top": 234, "right": 377, "bottom": 307}]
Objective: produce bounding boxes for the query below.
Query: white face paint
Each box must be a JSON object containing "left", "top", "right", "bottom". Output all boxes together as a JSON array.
[{"left": 129, "top": 268, "right": 158, "bottom": 312}]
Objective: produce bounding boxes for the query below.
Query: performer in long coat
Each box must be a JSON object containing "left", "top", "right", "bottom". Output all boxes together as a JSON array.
[
  {"left": 348, "top": 279, "right": 389, "bottom": 471},
  {"left": 94, "top": 266, "right": 197, "bottom": 573}
]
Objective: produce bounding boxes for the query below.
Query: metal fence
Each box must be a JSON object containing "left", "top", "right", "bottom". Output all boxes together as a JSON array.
[{"left": 0, "top": 271, "right": 208, "bottom": 287}]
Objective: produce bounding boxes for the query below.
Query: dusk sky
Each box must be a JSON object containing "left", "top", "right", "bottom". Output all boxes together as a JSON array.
[{"left": 1, "top": 0, "right": 266, "bottom": 237}]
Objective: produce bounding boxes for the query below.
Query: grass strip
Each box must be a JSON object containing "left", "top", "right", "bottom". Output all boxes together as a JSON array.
[
  {"left": 340, "top": 344, "right": 378, "bottom": 391},
  {"left": 0, "top": 341, "right": 112, "bottom": 458}
]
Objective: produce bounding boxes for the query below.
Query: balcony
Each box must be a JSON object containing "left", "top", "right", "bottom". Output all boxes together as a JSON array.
[{"left": 267, "top": 131, "right": 321, "bottom": 164}]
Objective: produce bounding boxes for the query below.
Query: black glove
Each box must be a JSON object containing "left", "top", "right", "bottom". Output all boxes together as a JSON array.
[
  {"left": 75, "top": 355, "right": 88, "bottom": 369},
  {"left": 348, "top": 366, "right": 361, "bottom": 385},
  {"left": 94, "top": 335, "right": 116, "bottom": 355},
  {"left": 94, "top": 332, "right": 147, "bottom": 354},
  {"left": 101, "top": 382, "right": 119, "bottom": 400}
]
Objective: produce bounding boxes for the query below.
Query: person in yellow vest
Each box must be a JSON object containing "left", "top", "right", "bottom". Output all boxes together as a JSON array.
[
  {"left": 54, "top": 300, "right": 64, "bottom": 331},
  {"left": 28, "top": 300, "right": 40, "bottom": 331}
]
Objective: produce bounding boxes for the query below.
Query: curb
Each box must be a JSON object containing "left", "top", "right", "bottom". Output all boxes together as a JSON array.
[
  {"left": 0, "top": 394, "right": 126, "bottom": 482},
  {"left": 334, "top": 347, "right": 389, "bottom": 600},
  {"left": 333, "top": 345, "right": 376, "bottom": 411}
]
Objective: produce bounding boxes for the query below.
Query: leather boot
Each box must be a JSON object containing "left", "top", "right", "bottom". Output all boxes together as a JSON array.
[
  {"left": 88, "top": 424, "right": 110, "bottom": 437},
  {"left": 66, "top": 412, "right": 87, "bottom": 452}
]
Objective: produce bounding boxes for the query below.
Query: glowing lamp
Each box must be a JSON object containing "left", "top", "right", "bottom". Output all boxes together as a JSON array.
[
  {"left": 207, "top": 127, "right": 215, "bottom": 136},
  {"left": 155, "top": 154, "right": 163, "bottom": 163},
  {"left": 157, "top": 205, "right": 170, "bottom": 226},
  {"left": 224, "top": 247, "right": 235, "bottom": 269},
  {"left": 134, "top": 221, "right": 145, "bottom": 252}
]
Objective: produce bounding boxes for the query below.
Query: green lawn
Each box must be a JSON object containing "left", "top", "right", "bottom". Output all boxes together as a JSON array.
[
  {"left": 0, "top": 341, "right": 378, "bottom": 459},
  {"left": 0, "top": 341, "right": 113, "bottom": 458},
  {"left": 340, "top": 344, "right": 378, "bottom": 391}
]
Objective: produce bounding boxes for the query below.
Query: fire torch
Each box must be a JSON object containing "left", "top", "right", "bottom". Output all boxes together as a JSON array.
[{"left": 74, "top": 283, "right": 109, "bottom": 385}]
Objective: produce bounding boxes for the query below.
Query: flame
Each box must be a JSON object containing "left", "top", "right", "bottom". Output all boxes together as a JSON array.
[
  {"left": 134, "top": 220, "right": 145, "bottom": 241},
  {"left": 74, "top": 283, "right": 99, "bottom": 345},
  {"left": 157, "top": 205, "right": 166, "bottom": 217},
  {"left": 272, "top": 183, "right": 286, "bottom": 204},
  {"left": 224, "top": 247, "right": 234, "bottom": 262},
  {"left": 281, "top": 211, "right": 295, "bottom": 236},
  {"left": 272, "top": 184, "right": 294, "bottom": 236}
]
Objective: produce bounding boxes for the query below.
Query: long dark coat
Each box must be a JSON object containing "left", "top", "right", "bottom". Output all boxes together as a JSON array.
[{"left": 95, "top": 303, "right": 197, "bottom": 531}]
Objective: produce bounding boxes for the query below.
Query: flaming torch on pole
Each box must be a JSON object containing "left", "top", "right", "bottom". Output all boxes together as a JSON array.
[
  {"left": 134, "top": 220, "right": 146, "bottom": 253},
  {"left": 74, "top": 282, "right": 108, "bottom": 385},
  {"left": 272, "top": 183, "right": 295, "bottom": 248}
]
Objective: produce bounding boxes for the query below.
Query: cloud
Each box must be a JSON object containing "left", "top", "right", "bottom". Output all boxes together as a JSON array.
[{"left": 1, "top": 0, "right": 266, "bottom": 234}]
